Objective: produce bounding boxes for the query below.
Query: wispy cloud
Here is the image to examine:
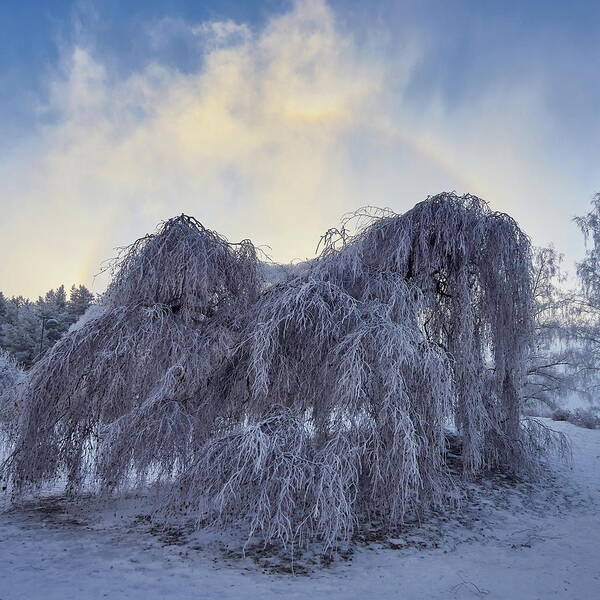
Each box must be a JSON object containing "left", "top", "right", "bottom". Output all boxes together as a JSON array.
[{"left": 0, "top": 0, "right": 596, "bottom": 297}]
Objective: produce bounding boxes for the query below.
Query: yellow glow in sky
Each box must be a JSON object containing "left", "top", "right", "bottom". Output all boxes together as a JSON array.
[{"left": 0, "top": 0, "right": 592, "bottom": 298}]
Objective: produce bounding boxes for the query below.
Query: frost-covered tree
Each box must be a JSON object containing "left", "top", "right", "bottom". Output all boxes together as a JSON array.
[
  {"left": 0, "top": 349, "right": 23, "bottom": 404},
  {"left": 523, "top": 196, "right": 600, "bottom": 411},
  {"left": 0, "top": 285, "right": 94, "bottom": 367},
  {"left": 5, "top": 195, "right": 566, "bottom": 550},
  {"left": 576, "top": 194, "right": 600, "bottom": 305},
  {"left": 0, "top": 292, "right": 7, "bottom": 323},
  {"left": 567, "top": 194, "right": 600, "bottom": 398},
  {"left": 0, "top": 349, "right": 24, "bottom": 446},
  {"left": 1, "top": 302, "right": 39, "bottom": 367},
  {"left": 177, "top": 194, "right": 560, "bottom": 549},
  {"left": 66, "top": 285, "right": 94, "bottom": 325},
  {"left": 524, "top": 247, "right": 580, "bottom": 410},
  {"left": 9, "top": 215, "right": 260, "bottom": 492}
]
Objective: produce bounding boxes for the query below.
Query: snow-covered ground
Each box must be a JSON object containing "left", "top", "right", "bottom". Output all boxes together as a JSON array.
[{"left": 1, "top": 419, "right": 599, "bottom": 600}]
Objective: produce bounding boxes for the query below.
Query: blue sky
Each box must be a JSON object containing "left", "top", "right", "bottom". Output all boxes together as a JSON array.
[
  {"left": 1, "top": 0, "right": 599, "bottom": 296},
  {"left": 4, "top": 1, "right": 599, "bottom": 132},
  {"left": 0, "top": 1, "right": 283, "bottom": 140}
]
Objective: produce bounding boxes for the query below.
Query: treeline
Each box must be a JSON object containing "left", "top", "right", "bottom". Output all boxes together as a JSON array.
[{"left": 0, "top": 284, "right": 94, "bottom": 368}]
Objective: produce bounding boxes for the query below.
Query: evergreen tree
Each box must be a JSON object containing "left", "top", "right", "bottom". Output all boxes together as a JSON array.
[
  {"left": 0, "top": 291, "right": 7, "bottom": 322},
  {"left": 1, "top": 303, "right": 39, "bottom": 367},
  {"left": 0, "top": 284, "right": 95, "bottom": 367},
  {"left": 66, "top": 285, "right": 94, "bottom": 325}
]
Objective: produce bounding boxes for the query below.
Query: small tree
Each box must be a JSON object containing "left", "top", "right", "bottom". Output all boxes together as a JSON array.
[
  {"left": 567, "top": 194, "right": 600, "bottom": 400},
  {"left": 575, "top": 194, "right": 600, "bottom": 305},
  {"left": 524, "top": 247, "right": 578, "bottom": 410},
  {"left": 66, "top": 285, "right": 95, "bottom": 324}
]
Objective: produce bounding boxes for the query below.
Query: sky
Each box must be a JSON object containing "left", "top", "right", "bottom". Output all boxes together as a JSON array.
[{"left": 0, "top": 0, "right": 599, "bottom": 298}]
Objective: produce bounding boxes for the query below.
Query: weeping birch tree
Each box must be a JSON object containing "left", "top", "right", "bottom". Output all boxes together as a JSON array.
[
  {"left": 4, "top": 193, "right": 561, "bottom": 549},
  {"left": 8, "top": 215, "right": 261, "bottom": 491}
]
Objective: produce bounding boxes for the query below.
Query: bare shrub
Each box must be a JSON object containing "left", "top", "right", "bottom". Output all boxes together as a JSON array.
[
  {"left": 519, "top": 417, "right": 571, "bottom": 470},
  {"left": 569, "top": 408, "right": 600, "bottom": 429},
  {"left": 551, "top": 408, "right": 571, "bottom": 422},
  {"left": 551, "top": 406, "right": 599, "bottom": 429}
]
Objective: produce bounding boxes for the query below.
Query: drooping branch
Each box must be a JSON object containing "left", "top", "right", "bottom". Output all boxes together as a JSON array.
[{"left": 5, "top": 194, "right": 562, "bottom": 551}]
